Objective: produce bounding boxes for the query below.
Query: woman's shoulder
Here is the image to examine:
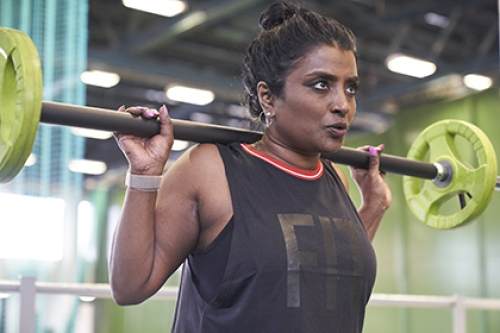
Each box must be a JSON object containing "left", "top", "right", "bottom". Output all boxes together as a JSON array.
[
  {"left": 170, "top": 142, "right": 244, "bottom": 182},
  {"left": 161, "top": 143, "right": 228, "bottom": 203},
  {"left": 187, "top": 142, "right": 221, "bottom": 157},
  {"left": 326, "top": 161, "right": 349, "bottom": 191},
  {"left": 174, "top": 143, "right": 224, "bottom": 172}
]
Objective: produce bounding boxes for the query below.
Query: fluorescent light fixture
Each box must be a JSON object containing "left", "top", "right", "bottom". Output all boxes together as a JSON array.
[
  {"left": 69, "top": 159, "right": 107, "bottom": 175},
  {"left": 424, "top": 12, "right": 449, "bottom": 28},
  {"left": 71, "top": 128, "right": 113, "bottom": 140},
  {"left": 172, "top": 139, "right": 189, "bottom": 151},
  {"left": 81, "top": 70, "right": 120, "bottom": 88},
  {"left": 166, "top": 85, "right": 215, "bottom": 106},
  {"left": 463, "top": 74, "right": 493, "bottom": 91},
  {"left": 122, "top": 0, "right": 187, "bottom": 17},
  {"left": 386, "top": 53, "right": 437, "bottom": 78}
]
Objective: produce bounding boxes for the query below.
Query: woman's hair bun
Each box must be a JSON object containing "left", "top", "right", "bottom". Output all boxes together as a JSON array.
[{"left": 259, "top": 1, "right": 300, "bottom": 31}]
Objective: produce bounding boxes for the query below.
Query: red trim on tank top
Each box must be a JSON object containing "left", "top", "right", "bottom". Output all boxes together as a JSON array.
[{"left": 240, "top": 143, "right": 324, "bottom": 181}]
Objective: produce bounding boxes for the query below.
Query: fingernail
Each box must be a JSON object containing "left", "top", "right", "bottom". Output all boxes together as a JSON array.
[
  {"left": 161, "top": 104, "right": 168, "bottom": 115},
  {"left": 369, "top": 146, "right": 377, "bottom": 157},
  {"left": 136, "top": 106, "right": 145, "bottom": 111},
  {"left": 145, "top": 110, "right": 155, "bottom": 117},
  {"left": 118, "top": 105, "right": 125, "bottom": 111}
]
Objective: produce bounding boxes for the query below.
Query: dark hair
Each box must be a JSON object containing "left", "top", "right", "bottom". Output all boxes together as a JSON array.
[{"left": 242, "top": 1, "right": 358, "bottom": 121}]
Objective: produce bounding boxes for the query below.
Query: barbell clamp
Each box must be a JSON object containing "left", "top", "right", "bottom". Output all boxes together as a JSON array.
[{"left": 432, "top": 161, "right": 453, "bottom": 188}]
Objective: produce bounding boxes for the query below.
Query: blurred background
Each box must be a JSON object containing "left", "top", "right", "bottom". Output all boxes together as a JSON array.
[{"left": 1, "top": 0, "right": 500, "bottom": 332}]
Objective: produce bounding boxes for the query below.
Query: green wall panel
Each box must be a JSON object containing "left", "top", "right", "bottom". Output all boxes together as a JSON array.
[{"left": 93, "top": 272, "right": 180, "bottom": 333}]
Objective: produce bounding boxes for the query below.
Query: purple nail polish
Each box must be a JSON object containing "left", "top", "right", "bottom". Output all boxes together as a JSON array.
[{"left": 369, "top": 146, "right": 376, "bottom": 157}]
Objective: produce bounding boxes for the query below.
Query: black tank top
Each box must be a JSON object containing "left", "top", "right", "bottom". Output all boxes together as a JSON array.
[{"left": 171, "top": 143, "right": 377, "bottom": 333}]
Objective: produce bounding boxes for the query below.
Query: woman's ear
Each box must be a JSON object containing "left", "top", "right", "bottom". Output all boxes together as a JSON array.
[{"left": 257, "top": 81, "right": 274, "bottom": 112}]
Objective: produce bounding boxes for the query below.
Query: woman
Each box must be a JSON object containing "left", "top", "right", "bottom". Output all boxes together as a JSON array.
[{"left": 110, "top": 1, "right": 392, "bottom": 332}]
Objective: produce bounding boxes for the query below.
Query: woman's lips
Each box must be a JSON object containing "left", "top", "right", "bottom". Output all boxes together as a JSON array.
[{"left": 327, "top": 123, "right": 348, "bottom": 137}]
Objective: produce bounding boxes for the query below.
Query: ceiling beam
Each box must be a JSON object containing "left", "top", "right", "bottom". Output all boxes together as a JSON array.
[
  {"left": 122, "top": 0, "right": 267, "bottom": 54},
  {"left": 88, "top": 48, "right": 244, "bottom": 102},
  {"left": 340, "top": 0, "right": 493, "bottom": 33},
  {"left": 430, "top": 8, "right": 462, "bottom": 59}
]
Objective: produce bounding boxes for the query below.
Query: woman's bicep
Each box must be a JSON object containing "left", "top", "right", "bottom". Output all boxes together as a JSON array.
[
  {"left": 153, "top": 151, "right": 202, "bottom": 278},
  {"left": 150, "top": 143, "right": 229, "bottom": 286}
]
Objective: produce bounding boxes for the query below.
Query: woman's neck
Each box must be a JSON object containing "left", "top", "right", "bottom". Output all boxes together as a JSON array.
[{"left": 250, "top": 133, "right": 321, "bottom": 171}]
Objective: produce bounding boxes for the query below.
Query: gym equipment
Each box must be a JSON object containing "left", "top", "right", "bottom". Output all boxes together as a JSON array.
[
  {"left": 1, "top": 27, "right": 499, "bottom": 229},
  {"left": 403, "top": 120, "right": 497, "bottom": 229},
  {"left": 0, "top": 28, "right": 42, "bottom": 184}
]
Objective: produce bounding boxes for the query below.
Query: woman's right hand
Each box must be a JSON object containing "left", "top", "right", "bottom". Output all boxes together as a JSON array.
[{"left": 114, "top": 105, "right": 174, "bottom": 175}]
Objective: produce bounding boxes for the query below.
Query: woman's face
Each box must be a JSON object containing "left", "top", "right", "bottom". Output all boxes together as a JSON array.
[{"left": 265, "top": 44, "right": 358, "bottom": 154}]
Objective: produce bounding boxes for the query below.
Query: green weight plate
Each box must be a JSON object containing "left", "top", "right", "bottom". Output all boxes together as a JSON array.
[
  {"left": 403, "top": 119, "right": 497, "bottom": 229},
  {"left": 0, "top": 28, "right": 43, "bottom": 183}
]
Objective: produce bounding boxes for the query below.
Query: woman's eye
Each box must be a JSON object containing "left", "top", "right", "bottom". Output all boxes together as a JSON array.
[
  {"left": 346, "top": 84, "right": 357, "bottom": 95},
  {"left": 313, "top": 81, "right": 328, "bottom": 90}
]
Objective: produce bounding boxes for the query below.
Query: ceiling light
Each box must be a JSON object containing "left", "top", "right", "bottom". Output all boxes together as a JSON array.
[
  {"left": 122, "top": 0, "right": 187, "bottom": 17},
  {"left": 81, "top": 70, "right": 120, "bottom": 88},
  {"left": 166, "top": 85, "right": 215, "bottom": 106},
  {"left": 463, "top": 74, "right": 493, "bottom": 91},
  {"left": 386, "top": 53, "right": 437, "bottom": 78},
  {"left": 69, "top": 159, "right": 107, "bottom": 175},
  {"left": 424, "top": 12, "right": 450, "bottom": 28},
  {"left": 71, "top": 128, "right": 113, "bottom": 140}
]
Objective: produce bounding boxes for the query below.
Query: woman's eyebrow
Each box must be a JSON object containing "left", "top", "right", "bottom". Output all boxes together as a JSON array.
[
  {"left": 347, "top": 76, "right": 361, "bottom": 85},
  {"left": 305, "top": 71, "right": 360, "bottom": 84}
]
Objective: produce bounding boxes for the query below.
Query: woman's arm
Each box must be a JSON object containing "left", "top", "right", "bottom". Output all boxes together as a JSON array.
[
  {"left": 109, "top": 105, "right": 201, "bottom": 305},
  {"left": 348, "top": 145, "right": 392, "bottom": 241},
  {"left": 109, "top": 153, "right": 201, "bottom": 305}
]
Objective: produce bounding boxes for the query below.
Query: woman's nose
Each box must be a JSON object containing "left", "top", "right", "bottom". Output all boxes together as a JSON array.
[{"left": 330, "top": 92, "right": 350, "bottom": 115}]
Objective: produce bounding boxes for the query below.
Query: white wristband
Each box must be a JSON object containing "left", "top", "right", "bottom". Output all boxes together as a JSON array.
[{"left": 125, "top": 171, "right": 162, "bottom": 192}]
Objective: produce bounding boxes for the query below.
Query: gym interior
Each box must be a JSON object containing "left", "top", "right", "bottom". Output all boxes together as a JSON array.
[{"left": 1, "top": 0, "right": 500, "bottom": 332}]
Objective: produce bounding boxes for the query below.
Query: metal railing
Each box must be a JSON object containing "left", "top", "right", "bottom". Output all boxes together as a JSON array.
[{"left": 1, "top": 276, "right": 500, "bottom": 333}]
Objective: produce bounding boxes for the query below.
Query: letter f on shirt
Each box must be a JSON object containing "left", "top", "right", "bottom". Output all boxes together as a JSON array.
[{"left": 278, "top": 214, "right": 318, "bottom": 308}]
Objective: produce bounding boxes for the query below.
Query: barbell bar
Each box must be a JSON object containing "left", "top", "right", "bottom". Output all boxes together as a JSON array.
[
  {"left": 1, "top": 27, "right": 499, "bottom": 230},
  {"left": 41, "top": 101, "right": 440, "bottom": 178}
]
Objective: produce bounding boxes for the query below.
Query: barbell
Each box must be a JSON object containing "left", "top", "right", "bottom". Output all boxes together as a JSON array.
[{"left": 1, "top": 27, "right": 499, "bottom": 230}]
